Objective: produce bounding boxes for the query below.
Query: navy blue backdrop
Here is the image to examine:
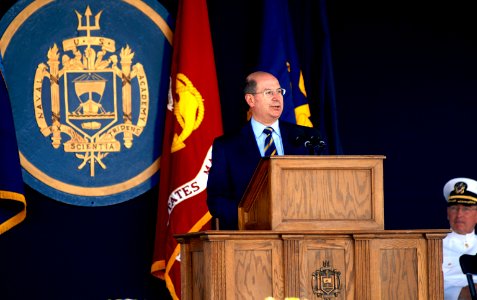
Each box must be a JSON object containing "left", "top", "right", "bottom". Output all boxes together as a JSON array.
[{"left": 2, "top": 0, "right": 475, "bottom": 298}]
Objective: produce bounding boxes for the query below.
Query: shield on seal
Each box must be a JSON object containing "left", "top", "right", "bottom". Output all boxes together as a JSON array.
[{"left": 65, "top": 71, "right": 118, "bottom": 138}]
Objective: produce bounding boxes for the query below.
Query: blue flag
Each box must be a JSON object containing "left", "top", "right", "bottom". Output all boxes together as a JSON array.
[
  {"left": 258, "top": 0, "right": 342, "bottom": 154},
  {"left": 0, "top": 58, "right": 26, "bottom": 235},
  {"left": 289, "top": 0, "right": 343, "bottom": 154},
  {"left": 257, "top": 0, "right": 313, "bottom": 127}
]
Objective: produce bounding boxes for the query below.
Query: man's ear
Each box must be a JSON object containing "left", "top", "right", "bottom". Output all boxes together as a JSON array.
[{"left": 245, "top": 94, "right": 254, "bottom": 107}]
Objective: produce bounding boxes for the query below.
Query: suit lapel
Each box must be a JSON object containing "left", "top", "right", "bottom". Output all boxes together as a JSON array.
[
  {"left": 280, "top": 121, "right": 295, "bottom": 154},
  {"left": 280, "top": 121, "right": 309, "bottom": 155},
  {"left": 239, "top": 122, "right": 262, "bottom": 159}
]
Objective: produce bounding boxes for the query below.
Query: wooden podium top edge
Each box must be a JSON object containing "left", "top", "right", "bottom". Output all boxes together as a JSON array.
[
  {"left": 175, "top": 229, "right": 450, "bottom": 240},
  {"left": 269, "top": 155, "right": 387, "bottom": 159}
]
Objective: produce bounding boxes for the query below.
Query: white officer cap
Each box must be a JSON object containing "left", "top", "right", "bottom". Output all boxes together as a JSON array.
[{"left": 443, "top": 177, "right": 477, "bottom": 206}]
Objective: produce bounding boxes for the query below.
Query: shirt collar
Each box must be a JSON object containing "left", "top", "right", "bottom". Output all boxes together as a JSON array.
[
  {"left": 251, "top": 117, "right": 281, "bottom": 138},
  {"left": 449, "top": 230, "right": 476, "bottom": 241}
]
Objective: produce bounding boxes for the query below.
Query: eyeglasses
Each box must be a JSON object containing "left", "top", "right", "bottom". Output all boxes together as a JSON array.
[
  {"left": 448, "top": 206, "right": 477, "bottom": 214},
  {"left": 250, "top": 88, "right": 286, "bottom": 98}
]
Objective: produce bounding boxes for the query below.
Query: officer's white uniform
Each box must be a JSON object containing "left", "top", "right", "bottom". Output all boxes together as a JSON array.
[
  {"left": 443, "top": 231, "right": 477, "bottom": 299},
  {"left": 443, "top": 177, "right": 477, "bottom": 300}
]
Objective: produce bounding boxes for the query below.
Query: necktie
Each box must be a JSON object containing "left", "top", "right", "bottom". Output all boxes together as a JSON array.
[{"left": 263, "top": 127, "right": 277, "bottom": 156}]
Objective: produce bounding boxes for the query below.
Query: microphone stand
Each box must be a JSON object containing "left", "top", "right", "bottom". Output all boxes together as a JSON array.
[
  {"left": 296, "top": 135, "right": 327, "bottom": 155},
  {"left": 308, "top": 136, "right": 326, "bottom": 155},
  {"left": 312, "top": 141, "right": 326, "bottom": 155}
]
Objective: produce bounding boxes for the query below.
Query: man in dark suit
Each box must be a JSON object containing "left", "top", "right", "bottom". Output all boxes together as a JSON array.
[{"left": 207, "top": 71, "right": 323, "bottom": 230}]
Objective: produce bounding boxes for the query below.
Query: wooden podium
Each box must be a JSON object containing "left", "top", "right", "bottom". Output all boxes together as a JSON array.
[
  {"left": 238, "top": 156, "right": 385, "bottom": 231},
  {"left": 176, "top": 156, "right": 446, "bottom": 299}
]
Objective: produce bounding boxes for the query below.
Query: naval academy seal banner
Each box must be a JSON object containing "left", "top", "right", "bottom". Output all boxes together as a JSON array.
[{"left": 0, "top": 0, "right": 173, "bottom": 206}]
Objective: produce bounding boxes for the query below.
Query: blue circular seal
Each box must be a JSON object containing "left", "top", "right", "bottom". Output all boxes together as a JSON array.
[{"left": 0, "top": 0, "right": 173, "bottom": 206}]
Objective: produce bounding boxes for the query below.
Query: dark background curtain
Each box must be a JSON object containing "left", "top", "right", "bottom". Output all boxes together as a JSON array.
[{"left": 1, "top": 0, "right": 476, "bottom": 298}]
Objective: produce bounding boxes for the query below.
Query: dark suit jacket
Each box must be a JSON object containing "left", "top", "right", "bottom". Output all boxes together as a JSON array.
[{"left": 206, "top": 120, "right": 322, "bottom": 230}]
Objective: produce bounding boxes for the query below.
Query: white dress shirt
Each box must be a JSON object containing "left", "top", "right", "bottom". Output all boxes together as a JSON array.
[
  {"left": 250, "top": 118, "right": 284, "bottom": 156},
  {"left": 443, "top": 230, "right": 477, "bottom": 299}
]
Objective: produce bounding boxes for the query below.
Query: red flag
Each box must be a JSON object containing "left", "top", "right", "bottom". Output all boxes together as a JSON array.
[{"left": 151, "top": 1, "right": 222, "bottom": 299}]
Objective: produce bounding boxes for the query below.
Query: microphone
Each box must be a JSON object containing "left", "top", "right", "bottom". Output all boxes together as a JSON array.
[
  {"left": 294, "top": 135, "right": 313, "bottom": 149},
  {"left": 309, "top": 136, "right": 326, "bottom": 149},
  {"left": 294, "top": 134, "right": 326, "bottom": 155}
]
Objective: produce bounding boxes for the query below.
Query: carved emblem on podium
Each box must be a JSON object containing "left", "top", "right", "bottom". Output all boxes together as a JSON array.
[{"left": 311, "top": 260, "right": 341, "bottom": 298}]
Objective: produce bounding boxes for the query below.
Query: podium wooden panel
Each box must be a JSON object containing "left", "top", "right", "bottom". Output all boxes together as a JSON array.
[
  {"left": 176, "top": 230, "right": 447, "bottom": 300},
  {"left": 238, "top": 156, "right": 385, "bottom": 231}
]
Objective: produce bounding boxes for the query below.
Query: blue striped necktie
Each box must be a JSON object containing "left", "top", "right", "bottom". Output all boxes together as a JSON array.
[{"left": 263, "top": 127, "right": 277, "bottom": 156}]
